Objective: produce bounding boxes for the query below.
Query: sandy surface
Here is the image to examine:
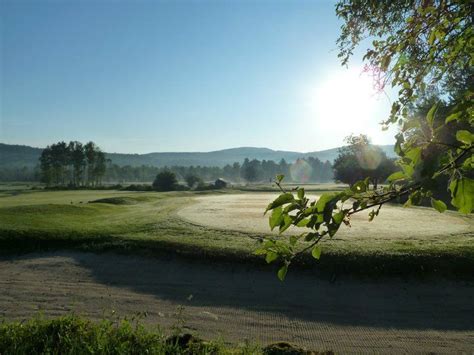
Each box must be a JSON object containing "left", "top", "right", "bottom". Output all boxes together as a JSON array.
[
  {"left": 178, "top": 193, "right": 474, "bottom": 239},
  {"left": 1, "top": 251, "right": 473, "bottom": 353}
]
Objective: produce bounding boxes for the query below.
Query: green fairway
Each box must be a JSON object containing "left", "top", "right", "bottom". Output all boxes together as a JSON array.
[
  {"left": 0, "top": 189, "right": 261, "bottom": 259},
  {"left": 0, "top": 188, "right": 473, "bottom": 278}
]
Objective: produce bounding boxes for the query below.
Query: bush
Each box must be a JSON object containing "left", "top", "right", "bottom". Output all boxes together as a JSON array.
[
  {"left": 152, "top": 171, "right": 178, "bottom": 191},
  {"left": 185, "top": 174, "right": 203, "bottom": 188},
  {"left": 122, "top": 184, "right": 153, "bottom": 191}
]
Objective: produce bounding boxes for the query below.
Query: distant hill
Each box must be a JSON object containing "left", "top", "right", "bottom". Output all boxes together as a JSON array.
[{"left": 0, "top": 143, "right": 396, "bottom": 168}]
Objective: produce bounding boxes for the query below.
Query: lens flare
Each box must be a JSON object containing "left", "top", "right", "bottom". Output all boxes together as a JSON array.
[
  {"left": 356, "top": 146, "right": 382, "bottom": 170},
  {"left": 290, "top": 159, "right": 312, "bottom": 183}
]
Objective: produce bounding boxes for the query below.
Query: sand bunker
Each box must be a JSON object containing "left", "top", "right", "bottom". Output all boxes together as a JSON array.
[
  {"left": 1, "top": 251, "right": 473, "bottom": 352},
  {"left": 178, "top": 193, "right": 473, "bottom": 240}
]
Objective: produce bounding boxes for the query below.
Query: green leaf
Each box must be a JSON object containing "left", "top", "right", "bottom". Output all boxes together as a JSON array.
[
  {"left": 369, "top": 210, "right": 376, "bottom": 222},
  {"left": 426, "top": 103, "right": 438, "bottom": 126},
  {"left": 265, "top": 193, "right": 294, "bottom": 213},
  {"left": 296, "top": 218, "right": 310, "bottom": 227},
  {"left": 445, "top": 112, "right": 461, "bottom": 123},
  {"left": 456, "top": 130, "right": 473, "bottom": 145},
  {"left": 276, "top": 174, "right": 284, "bottom": 183},
  {"left": 277, "top": 264, "right": 288, "bottom": 281},
  {"left": 315, "top": 192, "right": 340, "bottom": 212},
  {"left": 351, "top": 180, "right": 367, "bottom": 193},
  {"left": 332, "top": 211, "right": 344, "bottom": 224},
  {"left": 394, "top": 133, "right": 404, "bottom": 156},
  {"left": 304, "top": 232, "right": 319, "bottom": 242},
  {"left": 283, "top": 203, "right": 298, "bottom": 214},
  {"left": 297, "top": 188, "right": 305, "bottom": 200},
  {"left": 279, "top": 214, "right": 293, "bottom": 233},
  {"left": 450, "top": 177, "right": 474, "bottom": 214},
  {"left": 462, "top": 156, "right": 474, "bottom": 170},
  {"left": 328, "top": 222, "right": 340, "bottom": 237},
  {"left": 428, "top": 30, "right": 436, "bottom": 45},
  {"left": 311, "top": 246, "right": 321, "bottom": 260},
  {"left": 289, "top": 235, "right": 298, "bottom": 246},
  {"left": 400, "top": 163, "right": 414, "bottom": 177},
  {"left": 265, "top": 251, "right": 278, "bottom": 264},
  {"left": 387, "top": 171, "right": 406, "bottom": 182},
  {"left": 269, "top": 207, "right": 283, "bottom": 230},
  {"left": 430, "top": 198, "right": 447, "bottom": 213},
  {"left": 405, "top": 147, "right": 422, "bottom": 165}
]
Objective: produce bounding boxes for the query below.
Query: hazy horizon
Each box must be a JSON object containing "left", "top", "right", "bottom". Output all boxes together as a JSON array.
[
  {"left": 1, "top": 141, "right": 395, "bottom": 156},
  {"left": 1, "top": 0, "right": 398, "bottom": 154}
]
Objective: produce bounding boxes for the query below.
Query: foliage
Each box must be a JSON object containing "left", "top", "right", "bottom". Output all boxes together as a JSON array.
[
  {"left": 39, "top": 141, "right": 107, "bottom": 187},
  {"left": 152, "top": 171, "right": 179, "bottom": 191},
  {"left": 185, "top": 174, "right": 203, "bottom": 188},
  {"left": 241, "top": 158, "right": 262, "bottom": 182},
  {"left": 333, "top": 134, "right": 397, "bottom": 187},
  {"left": 2, "top": 156, "right": 335, "bottom": 185},
  {"left": 0, "top": 315, "right": 236, "bottom": 354},
  {"left": 335, "top": 0, "right": 473, "bottom": 207},
  {"left": 0, "top": 314, "right": 337, "bottom": 354},
  {"left": 259, "top": 0, "right": 473, "bottom": 279}
]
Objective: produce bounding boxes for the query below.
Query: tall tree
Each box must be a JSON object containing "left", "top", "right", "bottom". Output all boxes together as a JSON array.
[
  {"left": 84, "top": 141, "right": 96, "bottom": 186},
  {"left": 241, "top": 158, "right": 260, "bottom": 182},
  {"left": 92, "top": 149, "right": 107, "bottom": 186},
  {"left": 39, "top": 146, "right": 54, "bottom": 186},
  {"left": 49, "top": 142, "right": 69, "bottom": 185},
  {"left": 69, "top": 141, "right": 85, "bottom": 187},
  {"left": 333, "top": 134, "right": 396, "bottom": 188},
  {"left": 38, "top": 140, "right": 107, "bottom": 187}
]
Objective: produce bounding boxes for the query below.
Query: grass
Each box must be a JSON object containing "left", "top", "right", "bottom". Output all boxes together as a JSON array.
[
  {"left": 0, "top": 187, "right": 473, "bottom": 278},
  {"left": 0, "top": 314, "right": 334, "bottom": 354},
  {"left": 0, "top": 315, "right": 265, "bottom": 354}
]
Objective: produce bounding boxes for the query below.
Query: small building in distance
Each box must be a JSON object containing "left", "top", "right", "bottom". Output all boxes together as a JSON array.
[{"left": 214, "top": 178, "right": 228, "bottom": 189}]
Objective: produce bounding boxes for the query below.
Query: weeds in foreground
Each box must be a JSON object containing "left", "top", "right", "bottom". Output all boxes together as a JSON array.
[{"left": 0, "top": 314, "right": 333, "bottom": 354}]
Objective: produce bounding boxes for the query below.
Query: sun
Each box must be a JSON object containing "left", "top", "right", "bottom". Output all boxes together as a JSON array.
[{"left": 307, "top": 66, "right": 388, "bottom": 144}]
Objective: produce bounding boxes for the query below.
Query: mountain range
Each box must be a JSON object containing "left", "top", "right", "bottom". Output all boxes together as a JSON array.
[{"left": 0, "top": 143, "right": 396, "bottom": 168}]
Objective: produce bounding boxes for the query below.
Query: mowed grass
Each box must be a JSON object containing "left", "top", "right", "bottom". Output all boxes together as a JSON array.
[
  {"left": 0, "top": 189, "right": 262, "bottom": 258},
  {"left": 0, "top": 187, "right": 473, "bottom": 278}
]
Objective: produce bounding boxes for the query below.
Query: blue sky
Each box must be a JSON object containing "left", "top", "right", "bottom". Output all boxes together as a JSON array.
[{"left": 1, "top": 0, "right": 397, "bottom": 154}]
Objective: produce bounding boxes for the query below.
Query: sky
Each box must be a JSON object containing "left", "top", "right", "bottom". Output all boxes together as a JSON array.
[{"left": 1, "top": 0, "right": 398, "bottom": 154}]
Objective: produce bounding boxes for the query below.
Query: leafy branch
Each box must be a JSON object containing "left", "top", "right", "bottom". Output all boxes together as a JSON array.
[{"left": 258, "top": 127, "right": 472, "bottom": 280}]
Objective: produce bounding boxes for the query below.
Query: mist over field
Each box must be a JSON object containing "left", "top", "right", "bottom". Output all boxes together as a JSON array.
[{"left": 0, "top": 142, "right": 396, "bottom": 168}]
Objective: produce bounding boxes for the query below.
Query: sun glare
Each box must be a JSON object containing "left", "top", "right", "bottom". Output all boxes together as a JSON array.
[{"left": 307, "top": 67, "right": 387, "bottom": 144}]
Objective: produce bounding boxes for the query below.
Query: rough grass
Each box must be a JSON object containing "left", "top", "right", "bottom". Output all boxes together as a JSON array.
[
  {"left": 0, "top": 315, "right": 266, "bottom": 354},
  {"left": 0, "top": 188, "right": 473, "bottom": 278},
  {"left": 0, "top": 314, "right": 331, "bottom": 354}
]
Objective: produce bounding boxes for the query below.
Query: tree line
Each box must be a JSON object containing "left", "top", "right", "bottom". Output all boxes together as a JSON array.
[
  {"left": 103, "top": 157, "right": 334, "bottom": 184},
  {"left": 39, "top": 141, "right": 107, "bottom": 187},
  {"left": 2, "top": 140, "right": 400, "bottom": 187}
]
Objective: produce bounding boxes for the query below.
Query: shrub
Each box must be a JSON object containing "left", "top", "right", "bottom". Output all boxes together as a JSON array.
[
  {"left": 122, "top": 184, "right": 153, "bottom": 191},
  {"left": 152, "top": 171, "right": 178, "bottom": 191},
  {"left": 185, "top": 174, "right": 203, "bottom": 188}
]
